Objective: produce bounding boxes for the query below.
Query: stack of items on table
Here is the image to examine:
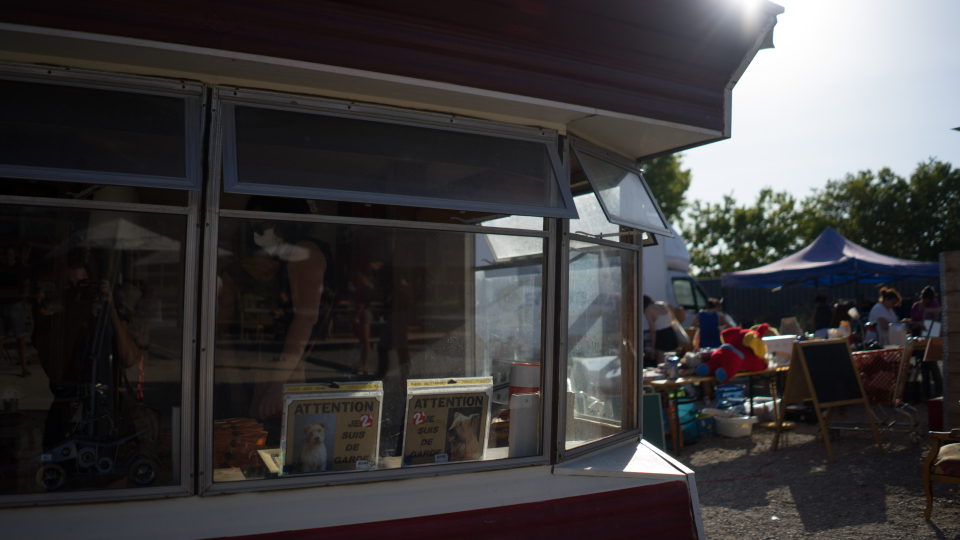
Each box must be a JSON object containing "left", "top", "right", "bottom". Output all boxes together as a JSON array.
[
  {"left": 669, "top": 324, "right": 790, "bottom": 443},
  {"left": 214, "top": 418, "right": 268, "bottom": 469}
]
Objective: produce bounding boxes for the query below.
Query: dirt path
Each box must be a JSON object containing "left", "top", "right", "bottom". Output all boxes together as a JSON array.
[{"left": 678, "top": 403, "right": 960, "bottom": 539}]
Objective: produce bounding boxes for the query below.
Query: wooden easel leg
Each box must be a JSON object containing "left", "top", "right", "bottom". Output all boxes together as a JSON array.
[
  {"left": 863, "top": 400, "right": 884, "bottom": 455},
  {"left": 772, "top": 400, "right": 786, "bottom": 450},
  {"left": 816, "top": 406, "right": 836, "bottom": 463}
]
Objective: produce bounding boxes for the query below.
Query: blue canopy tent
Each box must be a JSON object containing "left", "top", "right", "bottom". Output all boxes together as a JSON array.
[{"left": 721, "top": 227, "right": 940, "bottom": 289}]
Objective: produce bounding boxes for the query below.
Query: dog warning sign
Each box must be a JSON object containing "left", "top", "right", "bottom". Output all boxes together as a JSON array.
[
  {"left": 402, "top": 378, "right": 493, "bottom": 466},
  {"left": 281, "top": 382, "right": 383, "bottom": 475}
]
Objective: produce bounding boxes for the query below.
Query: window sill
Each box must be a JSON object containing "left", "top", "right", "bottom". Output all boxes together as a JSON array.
[
  {"left": 553, "top": 437, "right": 704, "bottom": 539},
  {"left": 553, "top": 437, "right": 689, "bottom": 481}
]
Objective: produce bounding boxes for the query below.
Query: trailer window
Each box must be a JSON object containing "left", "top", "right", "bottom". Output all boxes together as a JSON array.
[
  {"left": 0, "top": 202, "right": 188, "bottom": 497},
  {"left": 569, "top": 139, "right": 672, "bottom": 238},
  {"left": 220, "top": 92, "right": 576, "bottom": 219},
  {"left": 210, "top": 201, "right": 546, "bottom": 482},
  {"left": 0, "top": 68, "right": 203, "bottom": 190},
  {"left": 564, "top": 239, "right": 638, "bottom": 450}
]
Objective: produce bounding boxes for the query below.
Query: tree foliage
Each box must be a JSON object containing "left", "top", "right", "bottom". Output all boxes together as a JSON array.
[
  {"left": 682, "top": 158, "right": 960, "bottom": 277},
  {"left": 641, "top": 154, "right": 692, "bottom": 223},
  {"left": 799, "top": 159, "right": 960, "bottom": 261},
  {"left": 682, "top": 189, "right": 805, "bottom": 277}
]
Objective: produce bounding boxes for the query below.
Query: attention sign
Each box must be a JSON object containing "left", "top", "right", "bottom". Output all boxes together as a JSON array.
[
  {"left": 402, "top": 378, "right": 492, "bottom": 466},
  {"left": 280, "top": 382, "right": 383, "bottom": 475}
]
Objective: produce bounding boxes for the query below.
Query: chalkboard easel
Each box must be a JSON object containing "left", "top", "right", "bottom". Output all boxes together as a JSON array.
[{"left": 772, "top": 339, "right": 883, "bottom": 462}]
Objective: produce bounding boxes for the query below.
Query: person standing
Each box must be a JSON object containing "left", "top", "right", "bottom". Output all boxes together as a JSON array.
[
  {"left": 643, "top": 295, "right": 678, "bottom": 366},
  {"left": 0, "top": 246, "right": 30, "bottom": 377},
  {"left": 867, "top": 287, "right": 902, "bottom": 347},
  {"left": 910, "top": 286, "right": 942, "bottom": 399},
  {"left": 691, "top": 298, "right": 727, "bottom": 349}
]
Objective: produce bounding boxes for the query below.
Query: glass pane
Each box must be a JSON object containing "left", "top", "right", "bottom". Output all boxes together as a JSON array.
[
  {"left": 672, "top": 279, "right": 696, "bottom": 310},
  {"left": 0, "top": 80, "right": 187, "bottom": 178},
  {"left": 693, "top": 284, "right": 708, "bottom": 311},
  {"left": 565, "top": 240, "right": 637, "bottom": 450},
  {"left": 0, "top": 178, "right": 188, "bottom": 207},
  {"left": 569, "top": 191, "right": 620, "bottom": 238},
  {"left": 212, "top": 208, "right": 544, "bottom": 481},
  {"left": 230, "top": 105, "right": 565, "bottom": 213},
  {"left": 0, "top": 204, "right": 186, "bottom": 495},
  {"left": 575, "top": 151, "right": 668, "bottom": 233}
]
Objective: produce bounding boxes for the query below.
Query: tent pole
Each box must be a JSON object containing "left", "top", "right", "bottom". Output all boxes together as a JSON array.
[{"left": 856, "top": 260, "right": 865, "bottom": 349}]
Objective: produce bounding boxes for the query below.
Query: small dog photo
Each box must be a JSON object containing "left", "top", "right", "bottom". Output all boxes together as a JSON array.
[
  {"left": 445, "top": 409, "right": 483, "bottom": 462},
  {"left": 291, "top": 413, "right": 336, "bottom": 474}
]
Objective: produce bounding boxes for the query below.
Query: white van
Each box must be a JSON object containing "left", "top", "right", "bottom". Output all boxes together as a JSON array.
[{"left": 642, "top": 223, "right": 710, "bottom": 327}]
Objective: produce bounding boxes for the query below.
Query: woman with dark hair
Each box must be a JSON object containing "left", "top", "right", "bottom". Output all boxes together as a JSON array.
[
  {"left": 644, "top": 295, "right": 677, "bottom": 365},
  {"left": 867, "top": 287, "right": 902, "bottom": 346},
  {"left": 910, "top": 286, "right": 941, "bottom": 335},
  {"left": 691, "top": 297, "right": 727, "bottom": 349}
]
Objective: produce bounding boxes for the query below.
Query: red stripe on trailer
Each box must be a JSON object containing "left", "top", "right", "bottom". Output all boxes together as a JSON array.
[{"left": 209, "top": 481, "right": 695, "bottom": 540}]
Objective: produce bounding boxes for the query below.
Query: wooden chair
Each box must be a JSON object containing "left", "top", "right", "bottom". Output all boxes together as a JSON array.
[{"left": 923, "top": 429, "right": 960, "bottom": 520}]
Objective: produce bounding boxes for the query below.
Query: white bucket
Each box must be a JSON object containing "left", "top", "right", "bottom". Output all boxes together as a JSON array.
[{"left": 702, "top": 408, "right": 758, "bottom": 438}]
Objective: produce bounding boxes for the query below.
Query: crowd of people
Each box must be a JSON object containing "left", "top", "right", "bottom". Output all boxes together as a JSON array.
[
  {"left": 808, "top": 285, "right": 943, "bottom": 400},
  {"left": 644, "top": 284, "right": 945, "bottom": 402}
]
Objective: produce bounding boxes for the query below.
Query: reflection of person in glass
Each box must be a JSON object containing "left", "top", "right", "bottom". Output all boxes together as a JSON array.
[
  {"left": 33, "top": 253, "right": 143, "bottom": 452},
  {"left": 219, "top": 197, "right": 327, "bottom": 420},
  {"left": 0, "top": 245, "right": 31, "bottom": 377}
]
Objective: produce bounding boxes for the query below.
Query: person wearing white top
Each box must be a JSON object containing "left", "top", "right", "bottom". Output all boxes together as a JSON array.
[
  {"left": 644, "top": 295, "right": 678, "bottom": 366},
  {"left": 867, "top": 287, "right": 902, "bottom": 346}
]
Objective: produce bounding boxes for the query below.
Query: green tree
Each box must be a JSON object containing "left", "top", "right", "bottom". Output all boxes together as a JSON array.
[
  {"left": 683, "top": 188, "right": 805, "bottom": 277},
  {"left": 798, "top": 159, "right": 959, "bottom": 261},
  {"left": 641, "top": 154, "right": 692, "bottom": 223}
]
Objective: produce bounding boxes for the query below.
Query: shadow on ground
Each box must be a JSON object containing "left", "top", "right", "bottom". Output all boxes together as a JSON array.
[{"left": 680, "top": 402, "right": 960, "bottom": 539}]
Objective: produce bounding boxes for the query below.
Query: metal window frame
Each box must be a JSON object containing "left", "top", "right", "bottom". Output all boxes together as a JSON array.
[
  {"left": 555, "top": 137, "right": 643, "bottom": 463},
  {"left": 0, "top": 189, "right": 201, "bottom": 508},
  {"left": 0, "top": 62, "right": 204, "bottom": 191},
  {"left": 198, "top": 86, "right": 555, "bottom": 495},
  {"left": 218, "top": 87, "right": 578, "bottom": 220},
  {"left": 568, "top": 135, "right": 674, "bottom": 238}
]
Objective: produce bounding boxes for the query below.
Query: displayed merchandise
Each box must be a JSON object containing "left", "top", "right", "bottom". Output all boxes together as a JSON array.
[
  {"left": 762, "top": 334, "right": 797, "bottom": 366},
  {"left": 713, "top": 414, "right": 758, "bottom": 438},
  {"left": 695, "top": 324, "right": 770, "bottom": 383},
  {"left": 214, "top": 418, "right": 268, "bottom": 469},
  {"left": 280, "top": 382, "right": 383, "bottom": 475},
  {"left": 701, "top": 408, "right": 757, "bottom": 437},
  {"left": 508, "top": 392, "right": 540, "bottom": 458},
  {"left": 402, "top": 378, "right": 493, "bottom": 466}
]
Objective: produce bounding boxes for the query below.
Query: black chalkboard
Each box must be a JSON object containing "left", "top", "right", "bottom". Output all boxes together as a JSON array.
[
  {"left": 775, "top": 339, "right": 882, "bottom": 463},
  {"left": 800, "top": 341, "right": 864, "bottom": 405}
]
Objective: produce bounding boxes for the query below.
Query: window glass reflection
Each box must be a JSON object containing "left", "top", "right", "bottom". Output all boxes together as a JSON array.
[
  {"left": 0, "top": 180, "right": 188, "bottom": 207},
  {"left": 212, "top": 199, "right": 545, "bottom": 480},
  {"left": 0, "top": 204, "right": 186, "bottom": 494},
  {"left": 565, "top": 240, "right": 637, "bottom": 450},
  {"left": 574, "top": 150, "right": 668, "bottom": 234}
]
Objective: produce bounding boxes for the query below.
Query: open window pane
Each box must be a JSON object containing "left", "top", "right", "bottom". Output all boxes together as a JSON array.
[
  {"left": 223, "top": 103, "right": 575, "bottom": 218},
  {"left": 0, "top": 78, "right": 200, "bottom": 189},
  {"left": 212, "top": 207, "right": 545, "bottom": 481},
  {"left": 0, "top": 203, "right": 186, "bottom": 495},
  {"left": 569, "top": 191, "right": 620, "bottom": 238},
  {"left": 565, "top": 240, "right": 637, "bottom": 450},
  {"left": 571, "top": 148, "right": 672, "bottom": 237}
]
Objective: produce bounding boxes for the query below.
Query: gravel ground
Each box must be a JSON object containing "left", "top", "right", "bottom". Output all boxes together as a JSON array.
[{"left": 678, "top": 402, "right": 960, "bottom": 540}]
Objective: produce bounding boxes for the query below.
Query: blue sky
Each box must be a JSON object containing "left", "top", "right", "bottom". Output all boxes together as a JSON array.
[{"left": 681, "top": 0, "right": 960, "bottom": 207}]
